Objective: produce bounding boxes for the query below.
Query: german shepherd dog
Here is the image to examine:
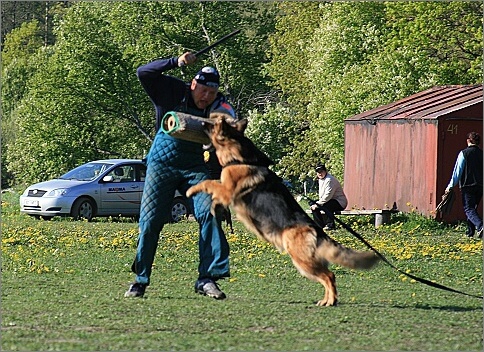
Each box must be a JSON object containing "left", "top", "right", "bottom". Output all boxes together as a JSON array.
[{"left": 187, "top": 114, "right": 379, "bottom": 306}]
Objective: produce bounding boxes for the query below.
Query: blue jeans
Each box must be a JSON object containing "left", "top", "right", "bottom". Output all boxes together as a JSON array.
[
  {"left": 132, "top": 134, "right": 230, "bottom": 285},
  {"left": 461, "top": 185, "right": 483, "bottom": 236}
]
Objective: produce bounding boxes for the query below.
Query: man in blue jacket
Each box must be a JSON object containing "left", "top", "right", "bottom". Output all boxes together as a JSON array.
[
  {"left": 445, "top": 132, "right": 483, "bottom": 239},
  {"left": 125, "top": 52, "right": 235, "bottom": 299}
]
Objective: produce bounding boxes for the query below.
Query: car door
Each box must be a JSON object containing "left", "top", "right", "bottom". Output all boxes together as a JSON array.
[
  {"left": 99, "top": 164, "right": 144, "bottom": 215},
  {"left": 134, "top": 163, "right": 146, "bottom": 213}
]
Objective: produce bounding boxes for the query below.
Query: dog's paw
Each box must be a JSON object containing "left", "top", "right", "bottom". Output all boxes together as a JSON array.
[
  {"left": 315, "top": 298, "right": 338, "bottom": 307},
  {"left": 186, "top": 186, "right": 199, "bottom": 198},
  {"left": 212, "top": 203, "right": 228, "bottom": 219}
]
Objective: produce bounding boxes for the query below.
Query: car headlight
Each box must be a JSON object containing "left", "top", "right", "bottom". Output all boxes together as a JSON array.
[{"left": 47, "top": 188, "right": 70, "bottom": 197}]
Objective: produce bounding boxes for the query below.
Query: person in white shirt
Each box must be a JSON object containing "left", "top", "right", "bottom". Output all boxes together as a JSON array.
[{"left": 310, "top": 164, "right": 348, "bottom": 230}]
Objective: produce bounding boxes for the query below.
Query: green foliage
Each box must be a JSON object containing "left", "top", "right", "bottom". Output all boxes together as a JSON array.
[
  {"left": 265, "top": 2, "right": 322, "bottom": 109},
  {"left": 0, "top": 1, "right": 69, "bottom": 47},
  {"left": 2, "top": 1, "right": 482, "bottom": 187},
  {"left": 6, "top": 5, "right": 149, "bottom": 183},
  {"left": 1, "top": 20, "right": 43, "bottom": 102},
  {"left": 385, "top": 1, "right": 483, "bottom": 83},
  {"left": 2, "top": 2, "right": 275, "bottom": 185},
  {"left": 101, "top": 1, "right": 276, "bottom": 113},
  {"left": 1, "top": 20, "right": 45, "bottom": 187},
  {"left": 263, "top": 1, "right": 483, "bottom": 181},
  {"left": 245, "top": 103, "right": 301, "bottom": 172}
]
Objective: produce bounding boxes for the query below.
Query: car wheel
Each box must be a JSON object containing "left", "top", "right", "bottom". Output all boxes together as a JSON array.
[
  {"left": 171, "top": 197, "right": 189, "bottom": 222},
  {"left": 71, "top": 197, "right": 95, "bottom": 221}
]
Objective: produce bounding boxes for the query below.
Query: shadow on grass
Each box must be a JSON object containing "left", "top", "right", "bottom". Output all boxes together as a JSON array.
[
  {"left": 142, "top": 290, "right": 483, "bottom": 312},
  {"left": 403, "top": 302, "right": 483, "bottom": 312},
  {"left": 333, "top": 301, "right": 483, "bottom": 312}
]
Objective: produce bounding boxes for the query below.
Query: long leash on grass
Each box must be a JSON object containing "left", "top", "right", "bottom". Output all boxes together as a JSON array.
[{"left": 303, "top": 195, "right": 483, "bottom": 300}]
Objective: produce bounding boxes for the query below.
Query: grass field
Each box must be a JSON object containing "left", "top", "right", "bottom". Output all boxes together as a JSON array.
[{"left": 2, "top": 188, "right": 483, "bottom": 351}]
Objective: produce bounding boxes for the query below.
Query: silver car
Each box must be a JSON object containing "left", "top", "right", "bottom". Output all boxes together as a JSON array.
[{"left": 19, "top": 159, "right": 191, "bottom": 222}]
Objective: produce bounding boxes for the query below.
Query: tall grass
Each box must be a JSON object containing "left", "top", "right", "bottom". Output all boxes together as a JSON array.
[{"left": 2, "top": 188, "right": 483, "bottom": 351}]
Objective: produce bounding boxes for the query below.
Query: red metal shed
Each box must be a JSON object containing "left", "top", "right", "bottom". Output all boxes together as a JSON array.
[{"left": 344, "top": 84, "right": 483, "bottom": 223}]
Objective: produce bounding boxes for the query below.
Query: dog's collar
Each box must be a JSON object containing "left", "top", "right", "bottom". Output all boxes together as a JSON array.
[
  {"left": 222, "top": 160, "right": 270, "bottom": 168},
  {"left": 223, "top": 160, "right": 244, "bottom": 168}
]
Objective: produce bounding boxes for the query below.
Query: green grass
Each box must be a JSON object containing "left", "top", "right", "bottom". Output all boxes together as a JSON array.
[{"left": 2, "top": 188, "right": 483, "bottom": 351}]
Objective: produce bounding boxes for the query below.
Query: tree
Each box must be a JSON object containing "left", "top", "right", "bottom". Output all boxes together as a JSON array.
[
  {"left": 1, "top": 20, "right": 45, "bottom": 187},
  {"left": 245, "top": 103, "right": 301, "bottom": 175},
  {"left": 6, "top": 3, "right": 153, "bottom": 183},
  {"left": 265, "top": 1, "right": 483, "bottom": 182},
  {"left": 6, "top": 2, "right": 481, "bottom": 187},
  {"left": 103, "top": 1, "right": 276, "bottom": 114},
  {"left": 2, "top": 20, "right": 44, "bottom": 116},
  {"left": 4, "top": 1, "right": 275, "bottom": 185},
  {"left": 265, "top": 2, "right": 322, "bottom": 110},
  {"left": 1, "top": 1, "right": 71, "bottom": 49},
  {"left": 384, "top": 1, "right": 483, "bottom": 83}
]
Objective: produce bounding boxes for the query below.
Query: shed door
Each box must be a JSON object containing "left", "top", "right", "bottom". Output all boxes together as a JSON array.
[{"left": 438, "top": 118, "right": 483, "bottom": 223}]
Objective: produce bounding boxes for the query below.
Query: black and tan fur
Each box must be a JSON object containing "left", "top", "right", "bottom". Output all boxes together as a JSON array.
[{"left": 187, "top": 114, "right": 379, "bottom": 306}]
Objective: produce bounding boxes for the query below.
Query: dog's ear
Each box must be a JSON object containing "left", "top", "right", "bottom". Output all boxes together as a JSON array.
[
  {"left": 212, "top": 116, "right": 231, "bottom": 142},
  {"left": 235, "top": 119, "right": 248, "bottom": 134}
]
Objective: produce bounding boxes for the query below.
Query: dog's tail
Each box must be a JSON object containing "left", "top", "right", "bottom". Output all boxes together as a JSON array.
[{"left": 317, "top": 235, "right": 379, "bottom": 270}]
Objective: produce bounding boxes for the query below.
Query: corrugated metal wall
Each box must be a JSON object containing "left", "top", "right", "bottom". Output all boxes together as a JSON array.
[
  {"left": 437, "top": 110, "right": 483, "bottom": 222},
  {"left": 344, "top": 119, "right": 439, "bottom": 215}
]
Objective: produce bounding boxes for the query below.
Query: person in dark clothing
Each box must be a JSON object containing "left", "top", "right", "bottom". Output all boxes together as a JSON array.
[
  {"left": 310, "top": 164, "right": 348, "bottom": 230},
  {"left": 125, "top": 52, "right": 236, "bottom": 299},
  {"left": 445, "top": 132, "right": 483, "bottom": 239}
]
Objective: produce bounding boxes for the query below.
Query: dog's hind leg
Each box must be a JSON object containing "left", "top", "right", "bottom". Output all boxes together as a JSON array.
[
  {"left": 314, "top": 269, "right": 337, "bottom": 306},
  {"left": 282, "top": 227, "right": 338, "bottom": 307},
  {"left": 288, "top": 259, "right": 338, "bottom": 307}
]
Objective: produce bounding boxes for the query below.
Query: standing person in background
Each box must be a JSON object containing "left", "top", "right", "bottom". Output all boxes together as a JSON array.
[
  {"left": 310, "top": 164, "right": 348, "bottom": 231},
  {"left": 445, "top": 132, "right": 483, "bottom": 239},
  {"left": 125, "top": 51, "right": 236, "bottom": 299}
]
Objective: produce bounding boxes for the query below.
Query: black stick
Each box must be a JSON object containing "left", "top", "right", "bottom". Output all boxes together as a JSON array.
[{"left": 194, "top": 29, "right": 241, "bottom": 57}]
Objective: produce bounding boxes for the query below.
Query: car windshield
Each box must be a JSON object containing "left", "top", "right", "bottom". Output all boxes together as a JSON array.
[{"left": 59, "top": 162, "right": 114, "bottom": 181}]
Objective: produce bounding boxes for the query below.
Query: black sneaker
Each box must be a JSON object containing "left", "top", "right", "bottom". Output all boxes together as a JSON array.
[
  {"left": 124, "top": 282, "right": 147, "bottom": 298},
  {"left": 194, "top": 279, "right": 226, "bottom": 300}
]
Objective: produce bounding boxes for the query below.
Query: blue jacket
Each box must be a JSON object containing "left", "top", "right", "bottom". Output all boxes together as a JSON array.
[
  {"left": 137, "top": 57, "right": 233, "bottom": 132},
  {"left": 137, "top": 57, "right": 234, "bottom": 165}
]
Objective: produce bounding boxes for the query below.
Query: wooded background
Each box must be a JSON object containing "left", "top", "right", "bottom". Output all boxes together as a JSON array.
[{"left": 1, "top": 1, "right": 482, "bottom": 189}]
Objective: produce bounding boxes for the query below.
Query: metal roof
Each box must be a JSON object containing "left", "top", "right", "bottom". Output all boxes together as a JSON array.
[{"left": 346, "top": 84, "right": 483, "bottom": 122}]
